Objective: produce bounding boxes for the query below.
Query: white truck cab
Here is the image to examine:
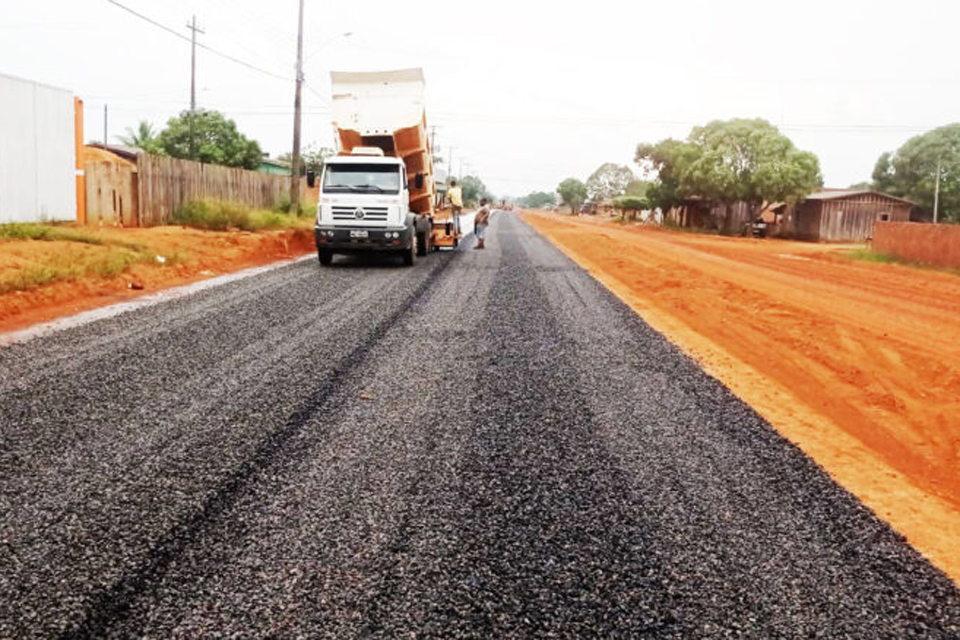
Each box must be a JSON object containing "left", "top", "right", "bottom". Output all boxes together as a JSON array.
[{"left": 315, "top": 150, "right": 420, "bottom": 265}]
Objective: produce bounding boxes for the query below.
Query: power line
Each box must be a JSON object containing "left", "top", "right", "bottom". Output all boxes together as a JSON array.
[{"left": 105, "top": 0, "right": 292, "bottom": 82}]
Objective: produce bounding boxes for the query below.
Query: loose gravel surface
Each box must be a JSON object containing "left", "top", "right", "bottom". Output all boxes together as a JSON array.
[{"left": 1, "top": 213, "right": 959, "bottom": 638}]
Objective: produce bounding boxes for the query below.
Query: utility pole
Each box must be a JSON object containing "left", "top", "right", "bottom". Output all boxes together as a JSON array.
[
  {"left": 186, "top": 16, "right": 204, "bottom": 111},
  {"left": 933, "top": 159, "right": 942, "bottom": 224},
  {"left": 447, "top": 146, "right": 454, "bottom": 184},
  {"left": 289, "top": 0, "right": 306, "bottom": 211},
  {"left": 103, "top": 104, "right": 108, "bottom": 145}
]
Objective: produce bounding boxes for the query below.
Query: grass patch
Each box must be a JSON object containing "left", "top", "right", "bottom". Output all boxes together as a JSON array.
[
  {"left": 844, "top": 248, "right": 903, "bottom": 264},
  {"left": 0, "top": 245, "right": 155, "bottom": 294},
  {"left": 173, "top": 199, "right": 312, "bottom": 231}
]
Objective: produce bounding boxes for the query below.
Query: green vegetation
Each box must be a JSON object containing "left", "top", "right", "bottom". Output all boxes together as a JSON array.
[
  {"left": 872, "top": 124, "right": 960, "bottom": 222},
  {"left": 557, "top": 178, "right": 588, "bottom": 214},
  {"left": 517, "top": 191, "right": 556, "bottom": 208},
  {"left": 460, "top": 175, "right": 494, "bottom": 206},
  {"left": 277, "top": 144, "right": 335, "bottom": 176},
  {"left": 0, "top": 223, "right": 158, "bottom": 294},
  {"left": 843, "top": 248, "right": 903, "bottom": 264},
  {"left": 0, "top": 223, "right": 147, "bottom": 252},
  {"left": 117, "top": 120, "right": 163, "bottom": 154},
  {"left": 173, "top": 200, "right": 312, "bottom": 232},
  {"left": 612, "top": 195, "right": 649, "bottom": 221},
  {"left": 157, "top": 110, "right": 262, "bottom": 169},
  {"left": 585, "top": 163, "right": 635, "bottom": 201},
  {"left": 636, "top": 119, "right": 822, "bottom": 234}
]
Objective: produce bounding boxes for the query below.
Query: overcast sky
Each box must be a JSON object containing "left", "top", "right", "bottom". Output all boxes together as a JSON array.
[{"left": 3, "top": 0, "right": 959, "bottom": 196}]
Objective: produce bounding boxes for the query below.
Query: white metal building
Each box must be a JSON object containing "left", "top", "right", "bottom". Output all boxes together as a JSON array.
[{"left": 0, "top": 73, "right": 77, "bottom": 223}]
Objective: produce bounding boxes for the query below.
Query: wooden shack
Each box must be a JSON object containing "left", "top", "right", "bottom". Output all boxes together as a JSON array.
[
  {"left": 783, "top": 189, "right": 914, "bottom": 242},
  {"left": 84, "top": 144, "right": 139, "bottom": 226}
]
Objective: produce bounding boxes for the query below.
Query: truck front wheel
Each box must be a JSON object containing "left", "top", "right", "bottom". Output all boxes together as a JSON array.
[
  {"left": 403, "top": 234, "right": 417, "bottom": 266},
  {"left": 416, "top": 231, "right": 429, "bottom": 256},
  {"left": 318, "top": 249, "right": 333, "bottom": 266}
]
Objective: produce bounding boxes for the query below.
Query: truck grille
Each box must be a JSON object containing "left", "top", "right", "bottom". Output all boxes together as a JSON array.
[{"left": 331, "top": 206, "right": 389, "bottom": 222}]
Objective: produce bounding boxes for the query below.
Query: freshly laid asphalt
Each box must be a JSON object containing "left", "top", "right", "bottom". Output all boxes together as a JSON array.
[{"left": 1, "top": 213, "right": 958, "bottom": 638}]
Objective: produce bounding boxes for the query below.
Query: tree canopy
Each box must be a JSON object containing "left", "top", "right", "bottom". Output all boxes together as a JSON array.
[
  {"left": 157, "top": 110, "right": 262, "bottom": 170},
  {"left": 518, "top": 191, "right": 556, "bottom": 208},
  {"left": 460, "top": 175, "right": 493, "bottom": 206},
  {"left": 557, "top": 178, "right": 588, "bottom": 213},
  {"left": 637, "top": 119, "right": 821, "bottom": 232},
  {"left": 117, "top": 120, "right": 162, "bottom": 154},
  {"left": 871, "top": 124, "right": 960, "bottom": 222},
  {"left": 278, "top": 144, "right": 335, "bottom": 176},
  {"left": 634, "top": 138, "right": 700, "bottom": 213},
  {"left": 585, "top": 163, "right": 634, "bottom": 201}
]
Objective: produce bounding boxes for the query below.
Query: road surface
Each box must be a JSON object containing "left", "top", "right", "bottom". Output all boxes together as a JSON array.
[{"left": 1, "top": 213, "right": 958, "bottom": 638}]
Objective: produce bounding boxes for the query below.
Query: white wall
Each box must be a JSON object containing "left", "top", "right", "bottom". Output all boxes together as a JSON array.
[{"left": 0, "top": 73, "right": 76, "bottom": 223}]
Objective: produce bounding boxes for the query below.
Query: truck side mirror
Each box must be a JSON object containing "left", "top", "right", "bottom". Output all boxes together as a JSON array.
[
  {"left": 306, "top": 171, "right": 316, "bottom": 188},
  {"left": 415, "top": 173, "right": 424, "bottom": 190}
]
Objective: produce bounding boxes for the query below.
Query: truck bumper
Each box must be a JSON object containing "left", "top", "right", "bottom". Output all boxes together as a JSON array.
[{"left": 315, "top": 226, "right": 413, "bottom": 253}]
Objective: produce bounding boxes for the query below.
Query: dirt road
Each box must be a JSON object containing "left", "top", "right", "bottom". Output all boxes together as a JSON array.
[
  {"left": 1, "top": 213, "right": 958, "bottom": 637},
  {"left": 523, "top": 210, "right": 960, "bottom": 582}
]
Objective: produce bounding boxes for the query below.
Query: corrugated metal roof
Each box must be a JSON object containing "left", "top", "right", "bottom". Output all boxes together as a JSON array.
[{"left": 806, "top": 188, "right": 915, "bottom": 205}]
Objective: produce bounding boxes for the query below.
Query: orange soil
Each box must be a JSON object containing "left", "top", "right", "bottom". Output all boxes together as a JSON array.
[
  {"left": 523, "top": 211, "right": 960, "bottom": 584},
  {"left": 0, "top": 226, "right": 315, "bottom": 335}
]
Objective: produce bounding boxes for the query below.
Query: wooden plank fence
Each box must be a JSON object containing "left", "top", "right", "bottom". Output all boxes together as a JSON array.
[{"left": 136, "top": 152, "right": 306, "bottom": 226}]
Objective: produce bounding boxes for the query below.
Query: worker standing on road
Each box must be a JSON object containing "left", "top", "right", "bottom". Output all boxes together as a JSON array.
[
  {"left": 448, "top": 179, "right": 463, "bottom": 235},
  {"left": 474, "top": 198, "right": 491, "bottom": 250}
]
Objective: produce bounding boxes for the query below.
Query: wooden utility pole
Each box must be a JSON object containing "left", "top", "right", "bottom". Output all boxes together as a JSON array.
[
  {"left": 289, "top": 0, "right": 305, "bottom": 211},
  {"left": 187, "top": 16, "right": 204, "bottom": 111},
  {"left": 103, "top": 104, "right": 108, "bottom": 145}
]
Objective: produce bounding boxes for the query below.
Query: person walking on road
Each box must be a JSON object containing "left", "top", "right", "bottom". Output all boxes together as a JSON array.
[
  {"left": 448, "top": 179, "right": 463, "bottom": 235},
  {"left": 474, "top": 198, "right": 491, "bottom": 250}
]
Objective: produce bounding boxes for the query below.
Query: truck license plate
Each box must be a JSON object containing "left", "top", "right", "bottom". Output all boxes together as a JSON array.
[{"left": 349, "top": 230, "right": 369, "bottom": 238}]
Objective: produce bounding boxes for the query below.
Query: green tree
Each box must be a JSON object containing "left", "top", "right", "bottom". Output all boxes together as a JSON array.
[
  {"left": 624, "top": 179, "right": 650, "bottom": 197},
  {"left": 278, "top": 144, "right": 335, "bottom": 176},
  {"left": 634, "top": 138, "right": 700, "bottom": 213},
  {"left": 557, "top": 178, "right": 588, "bottom": 214},
  {"left": 117, "top": 120, "right": 162, "bottom": 154},
  {"left": 872, "top": 124, "right": 960, "bottom": 222},
  {"left": 518, "top": 191, "right": 556, "bottom": 208},
  {"left": 461, "top": 175, "right": 491, "bottom": 206},
  {"left": 682, "top": 118, "right": 821, "bottom": 233},
  {"left": 157, "top": 109, "right": 262, "bottom": 169},
  {"left": 613, "top": 195, "right": 649, "bottom": 221},
  {"left": 585, "top": 163, "right": 634, "bottom": 201}
]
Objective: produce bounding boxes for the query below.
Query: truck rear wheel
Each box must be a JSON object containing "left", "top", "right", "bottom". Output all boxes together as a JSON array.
[
  {"left": 318, "top": 249, "right": 333, "bottom": 266},
  {"left": 403, "top": 234, "right": 417, "bottom": 266}
]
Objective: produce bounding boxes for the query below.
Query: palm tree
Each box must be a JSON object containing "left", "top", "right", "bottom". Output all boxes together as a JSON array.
[{"left": 117, "top": 121, "right": 158, "bottom": 150}]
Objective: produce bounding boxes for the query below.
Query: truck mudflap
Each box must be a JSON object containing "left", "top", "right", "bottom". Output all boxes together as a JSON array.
[{"left": 314, "top": 225, "right": 413, "bottom": 252}]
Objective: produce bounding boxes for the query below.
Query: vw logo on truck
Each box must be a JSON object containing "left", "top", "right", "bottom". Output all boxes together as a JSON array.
[{"left": 354, "top": 207, "right": 365, "bottom": 220}]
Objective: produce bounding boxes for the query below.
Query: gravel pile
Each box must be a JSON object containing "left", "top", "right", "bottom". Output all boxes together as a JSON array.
[{"left": 0, "top": 217, "right": 957, "bottom": 637}]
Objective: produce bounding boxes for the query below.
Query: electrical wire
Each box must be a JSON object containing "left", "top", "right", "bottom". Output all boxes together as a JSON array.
[{"left": 105, "top": 0, "right": 293, "bottom": 82}]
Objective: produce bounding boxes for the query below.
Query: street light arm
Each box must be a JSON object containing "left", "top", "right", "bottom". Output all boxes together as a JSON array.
[{"left": 304, "top": 32, "right": 353, "bottom": 61}]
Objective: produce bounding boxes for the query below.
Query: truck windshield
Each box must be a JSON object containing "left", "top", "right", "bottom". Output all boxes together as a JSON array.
[{"left": 323, "top": 164, "right": 401, "bottom": 194}]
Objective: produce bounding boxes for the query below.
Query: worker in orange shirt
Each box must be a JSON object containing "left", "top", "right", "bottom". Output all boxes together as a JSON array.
[{"left": 448, "top": 178, "right": 463, "bottom": 234}]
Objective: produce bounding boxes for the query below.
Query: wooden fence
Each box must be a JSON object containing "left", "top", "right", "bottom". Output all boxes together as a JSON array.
[
  {"left": 136, "top": 153, "right": 308, "bottom": 226},
  {"left": 873, "top": 221, "right": 960, "bottom": 268}
]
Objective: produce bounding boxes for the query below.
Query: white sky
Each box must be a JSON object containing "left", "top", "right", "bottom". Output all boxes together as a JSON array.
[{"left": 3, "top": 0, "right": 959, "bottom": 196}]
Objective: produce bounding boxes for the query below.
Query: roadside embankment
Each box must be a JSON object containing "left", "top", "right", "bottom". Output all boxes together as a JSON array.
[
  {"left": 522, "top": 210, "right": 960, "bottom": 584},
  {"left": 0, "top": 215, "right": 315, "bottom": 334}
]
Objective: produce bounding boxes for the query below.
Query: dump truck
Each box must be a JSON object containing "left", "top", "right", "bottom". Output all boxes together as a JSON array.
[{"left": 314, "top": 68, "right": 459, "bottom": 266}]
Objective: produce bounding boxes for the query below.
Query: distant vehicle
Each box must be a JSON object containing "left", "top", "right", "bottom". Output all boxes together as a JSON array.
[
  {"left": 748, "top": 218, "right": 769, "bottom": 238},
  {"left": 313, "top": 68, "right": 457, "bottom": 267},
  {"left": 579, "top": 201, "right": 599, "bottom": 215}
]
